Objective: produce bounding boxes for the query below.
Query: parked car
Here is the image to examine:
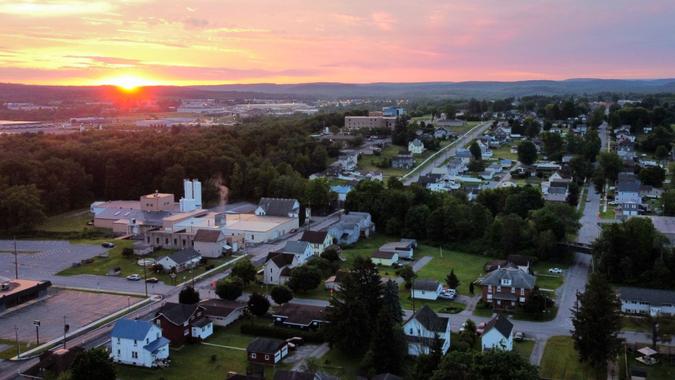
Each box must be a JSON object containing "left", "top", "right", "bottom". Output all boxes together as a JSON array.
[
  {"left": 126, "top": 274, "right": 141, "bottom": 281},
  {"left": 438, "top": 292, "right": 456, "bottom": 300},
  {"left": 286, "top": 337, "right": 304, "bottom": 346},
  {"left": 548, "top": 267, "right": 563, "bottom": 274},
  {"left": 145, "top": 277, "right": 159, "bottom": 283},
  {"left": 101, "top": 242, "right": 115, "bottom": 248},
  {"left": 514, "top": 331, "right": 525, "bottom": 341}
]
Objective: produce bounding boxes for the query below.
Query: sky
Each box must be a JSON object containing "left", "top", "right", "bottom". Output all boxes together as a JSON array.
[{"left": 0, "top": 0, "right": 674, "bottom": 86}]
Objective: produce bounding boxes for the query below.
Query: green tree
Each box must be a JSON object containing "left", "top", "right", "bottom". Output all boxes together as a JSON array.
[
  {"left": 70, "top": 348, "right": 116, "bottom": 380},
  {"left": 571, "top": 273, "right": 622, "bottom": 372},
  {"left": 404, "top": 204, "right": 430, "bottom": 239},
  {"left": 598, "top": 152, "right": 623, "bottom": 182},
  {"left": 523, "top": 286, "right": 548, "bottom": 315},
  {"left": 410, "top": 338, "right": 444, "bottom": 379},
  {"left": 431, "top": 350, "right": 538, "bottom": 380},
  {"left": 541, "top": 132, "right": 564, "bottom": 161},
  {"left": 381, "top": 280, "right": 403, "bottom": 324},
  {"left": 663, "top": 189, "right": 675, "bottom": 216},
  {"left": 287, "top": 265, "right": 322, "bottom": 292},
  {"left": 305, "top": 178, "right": 336, "bottom": 213},
  {"left": 361, "top": 307, "right": 407, "bottom": 375},
  {"left": 639, "top": 166, "right": 666, "bottom": 187},
  {"left": 247, "top": 293, "right": 270, "bottom": 317},
  {"left": 325, "top": 257, "right": 383, "bottom": 356},
  {"left": 566, "top": 181, "right": 580, "bottom": 206},
  {"left": 0, "top": 185, "right": 46, "bottom": 232},
  {"left": 215, "top": 279, "right": 243, "bottom": 301},
  {"left": 231, "top": 259, "right": 257, "bottom": 285},
  {"left": 396, "top": 265, "right": 417, "bottom": 289},
  {"left": 178, "top": 286, "right": 200, "bottom": 304},
  {"left": 270, "top": 285, "right": 293, "bottom": 305},
  {"left": 456, "top": 319, "right": 478, "bottom": 351},
  {"left": 655, "top": 145, "right": 669, "bottom": 160},
  {"left": 445, "top": 269, "right": 459, "bottom": 290},
  {"left": 569, "top": 155, "right": 592, "bottom": 181},
  {"left": 583, "top": 129, "right": 602, "bottom": 162},
  {"left": 469, "top": 141, "right": 482, "bottom": 161},
  {"left": 517, "top": 141, "right": 537, "bottom": 165}
]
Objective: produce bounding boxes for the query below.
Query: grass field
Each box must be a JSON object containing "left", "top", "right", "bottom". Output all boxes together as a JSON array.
[
  {"left": 489, "top": 144, "right": 518, "bottom": 160},
  {"left": 358, "top": 144, "right": 408, "bottom": 177},
  {"left": 514, "top": 340, "right": 535, "bottom": 361},
  {"left": 36, "top": 209, "right": 93, "bottom": 232},
  {"left": 540, "top": 336, "right": 604, "bottom": 380},
  {"left": 600, "top": 204, "right": 616, "bottom": 219},
  {"left": 536, "top": 274, "right": 564, "bottom": 291},
  {"left": 0, "top": 339, "right": 32, "bottom": 360},
  {"left": 58, "top": 239, "right": 228, "bottom": 285},
  {"left": 316, "top": 348, "right": 362, "bottom": 380}
]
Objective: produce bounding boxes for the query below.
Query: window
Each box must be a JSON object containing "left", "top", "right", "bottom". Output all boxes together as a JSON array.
[
  {"left": 265, "top": 354, "right": 270, "bottom": 360},
  {"left": 496, "top": 286, "right": 501, "bottom": 292},
  {"left": 251, "top": 353, "right": 257, "bottom": 359},
  {"left": 131, "top": 351, "right": 138, "bottom": 359},
  {"left": 133, "top": 339, "right": 137, "bottom": 347},
  {"left": 117, "top": 349, "right": 120, "bottom": 355},
  {"left": 520, "top": 288, "right": 525, "bottom": 296}
]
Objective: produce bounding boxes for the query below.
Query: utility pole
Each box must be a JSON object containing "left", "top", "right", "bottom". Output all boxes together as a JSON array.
[
  {"left": 14, "top": 237, "right": 18, "bottom": 279},
  {"left": 63, "top": 316, "right": 69, "bottom": 349},
  {"left": 14, "top": 326, "right": 20, "bottom": 359},
  {"left": 143, "top": 263, "right": 148, "bottom": 297},
  {"left": 33, "top": 320, "right": 40, "bottom": 345}
]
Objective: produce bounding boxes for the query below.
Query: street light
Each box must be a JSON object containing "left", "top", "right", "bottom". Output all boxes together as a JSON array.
[{"left": 33, "top": 320, "right": 40, "bottom": 345}]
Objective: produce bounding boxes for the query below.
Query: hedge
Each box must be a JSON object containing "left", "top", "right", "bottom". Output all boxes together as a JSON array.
[{"left": 240, "top": 323, "right": 325, "bottom": 343}]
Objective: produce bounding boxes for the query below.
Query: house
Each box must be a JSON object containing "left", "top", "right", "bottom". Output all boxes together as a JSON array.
[
  {"left": 434, "top": 127, "right": 452, "bottom": 140},
  {"left": 455, "top": 148, "right": 473, "bottom": 163},
  {"left": 272, "top": 303, "right": 329, "bottom": 330},
  {"left": 617, "top": 287, "right": 675, "bottom": 317},
  {"left": 379, "top": 239, "right": 415, "bottom": 260},
  {"left": 299, "top": 230, "right": 332, "bottom": 255},
  {"left": 335, "top": 153, "right": 358, "bottom": 171},
  {"left": 411, "top": 279, "right": 443, "bottom": 300},
  {"left": 154, "top": 302, "right": 213, "bottom": 346},
  {"left": 263, "top": 252, "right": 299, "bottom": 285},
  {"left": 111, "top": 319, "right": 170, "bottom": 368},
  {"left": 277, "top": 240, "right": 314, "bottom": 262},
  {"left": 403, "top": 305, "right": 451, "bottom": 356},
  {"left": 157, "top": 248, "right": 202, "bottom": 273},
  {"left": 481, "top": 314, "right": 514, "bottom": 351},
  {"left": 478, "top": 267, "right": 536, "bottom": 309},
  {"left": 391, "top": 154, "right": 415, "bottom": 169},
  {"left": 247, "top": 337, "right": 289, "bottom": 365},
  {"left": 255, "top": 198, "right": 300, "bottom": 218},
  {"left": 133, "top": 241, "right": 153, "bottom": 256},
  {"left": 446, "top": 157, "right": 468, "bottom": 176},
  {"left": 408, "top": 139, "right": 425, "bottom": 155},
  {"left": 616, "top": 172, "right": 643, "bottom": 217},
  {"left": 193, "top": 229, "right": 229, "bottom": 258},
  {"left": 199, "top": 299, "right": 246, "bottom": 327},
  {"left": 328, "top": 211, "right": 375, "bottom": 245},
  {"left": 371, "top": 250, "right": 399, "bottom": 267}
]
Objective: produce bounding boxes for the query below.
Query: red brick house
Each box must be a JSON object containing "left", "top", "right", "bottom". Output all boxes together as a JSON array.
[
  {"left": 246, "top": 338, "right": 289, "bottom": 365},
  {"left": 154, "top": 302, "right": 213, "bottom": 346},
  {"left": 478, "top": 267, "right": 536, "bottom": 310}
]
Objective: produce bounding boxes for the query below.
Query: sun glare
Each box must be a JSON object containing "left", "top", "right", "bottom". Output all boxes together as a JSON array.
[{"left": 102, "top": 75, "right": 155, "bottom": 92}]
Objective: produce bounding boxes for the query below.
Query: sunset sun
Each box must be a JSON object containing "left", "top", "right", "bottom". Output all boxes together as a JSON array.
[{"left": 102, "top": 75, "right": 155, "bottom": 92}]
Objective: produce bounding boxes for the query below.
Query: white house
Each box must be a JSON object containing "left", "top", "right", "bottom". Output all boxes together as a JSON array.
[
  {"left": 411, "top": 279, "right": 443, "bottom": 300},
  {"left": 371, "top": 250, "right": 399, "bottom": 267},
  {"left": 199, "top": 299, "right": 246, "bottom": 327},
  {"left": 379, "top": 240, "right": 416, "bottom": 260},
  {"left": 617, "top": 287, "right": 675, "bottom": 317},
  {"left": 111, "top": 319, "right": 170, "bottom": 368},
  {"left": 157, "top": 248, "right": 202, "bottom": 273},
  {"left": 299, "top": 230, "right": 332, "bottom": 256},
  {"left": 481, "top": 314, "right": 514, "bottom": 352},
  {"left": 616, "top": 172, "right": 643, "bottom": 217},
  {"left": 408, "top": 139, "right": 425, "bottom": 155},
  {"left": 192, "top": 229, "right": 229, "bottom": 258},
  {"left": 403, "top": 305, "right": 451, "bottom": 356},
  {"left": 255, "top": 198, "right": 300, "bottom": 218},
  {"left": 263, "top": 252, "right": 299, "bottom": 285}
]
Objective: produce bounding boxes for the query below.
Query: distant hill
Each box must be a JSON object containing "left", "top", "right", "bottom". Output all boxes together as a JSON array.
[
  {"left": 191, "top": 79, "right": 675, "bottom": 98},
  {"left": 0, "top": 78, "right": 674, "bottom": 102}
]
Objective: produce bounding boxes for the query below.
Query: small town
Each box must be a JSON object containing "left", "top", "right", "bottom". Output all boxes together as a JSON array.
[{"left": 1, "top": 1, "right": 675, "bottom": 380}]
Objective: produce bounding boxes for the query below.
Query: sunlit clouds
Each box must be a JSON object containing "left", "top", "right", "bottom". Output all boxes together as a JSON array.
[{"left": 0, "top": 0, "right": 673, "bottom": 85}]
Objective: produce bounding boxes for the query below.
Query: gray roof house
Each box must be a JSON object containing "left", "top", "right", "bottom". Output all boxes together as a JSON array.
[
  {"left": 479, "top": 267, "right": 536, "bottom": 289},
  {"left": 157, "top": 248, "right": 202, "bottom": 273},
  {"left": 617, "top": 286, "right": 675, "bottom": 317},
  {"left": 255, "top": 198, "right": 300, "bottom": 218}
]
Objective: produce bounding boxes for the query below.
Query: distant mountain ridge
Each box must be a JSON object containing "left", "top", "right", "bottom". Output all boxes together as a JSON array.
[{"left": 0, "top": 78, "right": 674, "bottom": 102}]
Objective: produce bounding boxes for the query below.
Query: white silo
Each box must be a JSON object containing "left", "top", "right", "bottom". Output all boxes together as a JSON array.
[
  {"left": 183, "top": 179, "right": 193, "bottom": 200},
  {"left": 193, "top": 179, "right": 202, "bottom": 208}
]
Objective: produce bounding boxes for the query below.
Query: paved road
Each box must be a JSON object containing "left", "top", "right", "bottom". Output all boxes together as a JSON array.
[{"left": 403, "top": 121, "right": 493, "bottom": 185}]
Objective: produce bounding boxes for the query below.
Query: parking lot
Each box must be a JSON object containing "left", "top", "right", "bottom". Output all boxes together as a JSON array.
[{"left": 0, "top": 288, "right": 140, "bottom": 344}]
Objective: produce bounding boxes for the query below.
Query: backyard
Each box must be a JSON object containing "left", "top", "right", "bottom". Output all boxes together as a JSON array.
[{"left": 540, "top": 336, "right": 605, "bottom": 380}]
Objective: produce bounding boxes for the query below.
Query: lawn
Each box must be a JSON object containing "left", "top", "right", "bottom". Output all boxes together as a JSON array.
[
  {"left": 0, "top": 339, "right": 32, "bottom": 360},
  {"left": 58, "top": 239, "right": 229, "bottom": 286},
  {"left": 115, "top": 320, "right": 287, "bottom": 380},
  {"left": 36, "top": 208, "right": 92, "bottom": 232},
  {"left": 489, "top": 144, "right": 518, "bottom": 161},
  {"left": 535, "top": 274, "right": 564, "bottom": 291},
  {"left": 358, "top": 144, "right": 409, "bottom": 177},
  {"left": 600, "top": 204, "right": 616, "bottom": 219},
  {"left": 540, "top": 336, "right": 605, "bottom": 380},
  {"left": 514, "top": 340, "right": 535, "bottom": 362},
  {"left": 315, "top": 348, "right": 362, "bottom": 380}
]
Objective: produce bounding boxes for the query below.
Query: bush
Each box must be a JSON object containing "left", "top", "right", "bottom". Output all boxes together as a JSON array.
[
  {"left": 121, "top": 248, "right": 134, "bottom": 258},
  {"left": 215, "top": 279, "right": 243, "bottom": 301},
  {"left": 240, "top": 323, "right": 325, "bottom": 343},
  {"left": 270, "top": 285, "right": 294, "bottom": 305}
]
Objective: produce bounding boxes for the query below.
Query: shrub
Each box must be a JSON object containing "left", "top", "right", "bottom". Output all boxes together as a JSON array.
[{"left": 240, "top": 324, "right": 325, "bottom": 343}]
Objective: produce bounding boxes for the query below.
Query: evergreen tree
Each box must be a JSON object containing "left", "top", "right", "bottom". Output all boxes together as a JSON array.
[
  {"left": 445, "top": 269, "right": 459, "bottom": 290},
  {"left": 381, "top": 280, "right": 403, "bottom": 324},
  {"left": 361, "top": 307, "right": 407, "bottom": 375},
  {"left": 247, "top": 293, "right": 270, "bottom": 317},
  {"left": 469, "top": 141, "right": 482, "bottom": 161},
  {"left": 178, "top": 286, "right": 200, "bottom": 304},
  {"left": 431, "top": 350, "right": 538, "bottom": 380},
  {"left": 571, "top": 273, "right": 622, "bottom": 371},
  {"left": 71, "top": 348, "right": 116, "bottom": 380},
  {"left": 410, "top": 337, "right": 444, "bottom": 379}
]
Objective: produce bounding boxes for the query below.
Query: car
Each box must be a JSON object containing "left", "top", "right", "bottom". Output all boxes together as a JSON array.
[
  {"left": 145, "top": 277, "right": 159, "bottom": 283},
  {"left": 476, "top": 322, "right": 486, "bottom": 335},
  {"left": 548, "top": 267, "right": 563, "bottom": 274},
  {"left": 286, "top": 337, "right": 304, "bottom": 346},
  {"left": 126, "top": 274, "right": 141, "bottom": 281},
  {"left": 438, "top": 292, "right": 455, "bottom": 300},
  {"left": 101, "top": 242, "right": 115, "bottom": 248},
  {"left": 514, "top": 331, "right": 525, "bottom": 341}
]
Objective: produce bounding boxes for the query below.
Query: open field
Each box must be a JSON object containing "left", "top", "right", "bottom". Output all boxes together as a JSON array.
[
  {"left": 514, "top": 340, "right": 535, "bottom": 361},
  {"left": 489, "top": 144, "right": 518, "bottom": 160},
  {"left": 36, "top": 209, "right": 92, "bottom": 232},
  {"left": 540, "top": 336, "right": 604, "bottom": 380}
]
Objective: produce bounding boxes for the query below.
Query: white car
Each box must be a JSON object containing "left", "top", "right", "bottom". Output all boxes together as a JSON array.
[
  {"left": 438, "top": 292, "right": 456, "bottom": 300},
  {"left": 126, "top": 274, "right": 142, "bottom": 281},
  {"left": 548, "top": 267, "right": 563, "bottom": 274}
]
